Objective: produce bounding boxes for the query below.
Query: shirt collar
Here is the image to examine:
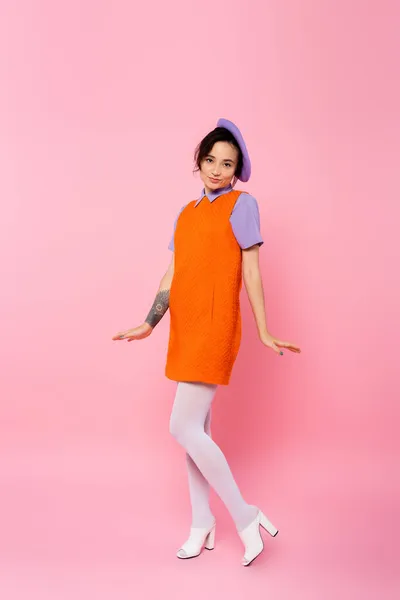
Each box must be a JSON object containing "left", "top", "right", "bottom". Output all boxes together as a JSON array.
[{"left": 194, "top": 183, "right": 233, "bottom": 207}]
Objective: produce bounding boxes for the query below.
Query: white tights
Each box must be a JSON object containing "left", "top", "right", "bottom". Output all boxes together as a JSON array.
[{"left": 169, "top": 381, "right": 258, "bottom": 533}]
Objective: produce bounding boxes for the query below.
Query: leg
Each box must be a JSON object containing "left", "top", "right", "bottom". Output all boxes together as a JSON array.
[
  {"left": 169, "top": 381, "right": 258, "bottom": 532},
  {"left": 185, "top": 406, "right": 214, "bottom": 528}
]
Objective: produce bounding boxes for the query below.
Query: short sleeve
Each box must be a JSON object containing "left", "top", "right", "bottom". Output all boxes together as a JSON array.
[
  {"left": 168, "top": 204, "right": 186, "bottom": 251},
  {"left": 230, "top": 193, "right": 264, "bottom": 249}
]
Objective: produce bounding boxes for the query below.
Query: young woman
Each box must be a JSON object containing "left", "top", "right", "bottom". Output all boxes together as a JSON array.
[{"left": 113, "top": 118, "right": 301, "bottom": 566}]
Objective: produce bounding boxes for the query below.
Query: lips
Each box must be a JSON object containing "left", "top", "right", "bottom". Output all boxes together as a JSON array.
[{"left": 209, "top": 177, "right": 220, "bottom": 183}]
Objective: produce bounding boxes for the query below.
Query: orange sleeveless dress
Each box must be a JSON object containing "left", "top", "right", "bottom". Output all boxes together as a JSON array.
[{"left": 165, "top": 189, "right": 245, "bottom": 386}]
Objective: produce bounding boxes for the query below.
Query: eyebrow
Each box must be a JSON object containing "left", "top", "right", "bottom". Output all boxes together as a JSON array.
[{"left": 206, "top": 154, "right": 235, "bottom": 163}]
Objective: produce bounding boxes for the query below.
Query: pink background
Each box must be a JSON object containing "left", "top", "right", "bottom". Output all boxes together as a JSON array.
[{"left": 1, "top": 1, "right": 399, "bottom": 598}]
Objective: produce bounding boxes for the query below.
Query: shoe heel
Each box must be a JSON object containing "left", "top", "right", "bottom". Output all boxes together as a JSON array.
[
  {"left": 259, "top": 512, "right": 279, "bottom": 537},
  {"left": 204, "top": 525, "right": 216, "bottom": 550}
]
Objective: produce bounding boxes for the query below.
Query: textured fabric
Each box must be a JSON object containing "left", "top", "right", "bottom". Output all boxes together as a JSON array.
[
  {"left": 168, "top": 184, "right": 263, "bottom": 251},
  {"left": 170, "top": 381, "right": 258, "bottom": 532},
  {"left": 165, "top": 189, "right": 244, "bottom": 385}
]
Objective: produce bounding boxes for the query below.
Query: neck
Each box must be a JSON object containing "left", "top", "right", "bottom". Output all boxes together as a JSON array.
[{"left": 204, "top": 182, "right": 232, "bottom": 196}]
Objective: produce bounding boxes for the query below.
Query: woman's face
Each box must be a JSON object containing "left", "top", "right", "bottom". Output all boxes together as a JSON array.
[{"left": 200, "top": 141, "right": 239, "bottom": 192}]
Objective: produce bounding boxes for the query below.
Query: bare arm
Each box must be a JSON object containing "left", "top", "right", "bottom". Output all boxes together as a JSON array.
[
  {"left": 144, "top": 253, "right": 175, "bottom": 328},
  {"left": 242, "top": 245, "right": 269, "bottom": 338}
]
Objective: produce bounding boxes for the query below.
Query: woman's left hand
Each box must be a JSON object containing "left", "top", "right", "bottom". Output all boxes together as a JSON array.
[{"left": 260, "top": 332, "right": 301, "bottom": 355}]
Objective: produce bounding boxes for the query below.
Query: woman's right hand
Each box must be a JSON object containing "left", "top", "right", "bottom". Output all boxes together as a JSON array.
[{"left": 112, "top": 322, "right": 153, "bottom": 342}]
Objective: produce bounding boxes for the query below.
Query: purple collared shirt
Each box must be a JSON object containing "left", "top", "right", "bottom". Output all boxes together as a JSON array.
[{"left": 168, "top": 184, "right": 263, "bottom": 251}]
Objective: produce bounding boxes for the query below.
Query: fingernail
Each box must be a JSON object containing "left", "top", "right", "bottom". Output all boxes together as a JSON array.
[{"left": 280, "top": 351, "right": 283, "bottom": 355}]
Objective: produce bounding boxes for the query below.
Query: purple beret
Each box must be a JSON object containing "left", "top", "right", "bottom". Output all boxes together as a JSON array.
[{"left": 216, "top": 118, "right": 251, "bottom": 182}]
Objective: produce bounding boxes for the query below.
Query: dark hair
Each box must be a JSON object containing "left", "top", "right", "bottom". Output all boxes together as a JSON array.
[{"left": 193, "top": 127, "right": 243, "bottom": 187}]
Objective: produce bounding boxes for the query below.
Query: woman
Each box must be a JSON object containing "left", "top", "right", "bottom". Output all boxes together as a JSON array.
[{"left": 113, "top": 118, "right": 301, "bottom": 566}]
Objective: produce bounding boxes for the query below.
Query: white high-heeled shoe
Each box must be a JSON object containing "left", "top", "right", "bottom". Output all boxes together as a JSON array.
[
  {"left": 176, "top": 521, "right": 216, "bottom": 559},
  {"left": 238, "top": 509, "right": 278, "bottom": 566}
]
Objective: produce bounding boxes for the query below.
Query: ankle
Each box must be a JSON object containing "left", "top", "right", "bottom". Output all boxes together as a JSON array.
[
  {"left": 191, "top": 514, "right": 216, "bottom": 529},
  {"left": 236, "top": 505, "right": 259, "bottom": 533}
]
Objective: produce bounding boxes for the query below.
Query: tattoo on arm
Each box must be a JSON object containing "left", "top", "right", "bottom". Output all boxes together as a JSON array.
[{"left": 145, "top": 289, "right": 170, "bottom": 328}]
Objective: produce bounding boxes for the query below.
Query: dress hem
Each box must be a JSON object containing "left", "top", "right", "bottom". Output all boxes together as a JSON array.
[{"left": 165, "top": 372, "right": 230, "bottom": 386}]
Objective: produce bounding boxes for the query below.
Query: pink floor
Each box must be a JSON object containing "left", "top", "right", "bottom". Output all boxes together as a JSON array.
[{"left": 1, "top": 439, "right": 398, "bottom": 600}]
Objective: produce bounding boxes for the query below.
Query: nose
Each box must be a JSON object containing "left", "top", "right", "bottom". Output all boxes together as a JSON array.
[{"left": 211, "top": 165, "right": 221, "bottom": 176}]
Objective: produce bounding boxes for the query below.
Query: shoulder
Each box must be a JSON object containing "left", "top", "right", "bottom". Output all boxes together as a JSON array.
[
  {"left": 231, "top": 192, "right": 260, "bottom": 215},
  {"left": 171, "top": 200, "right": 196, "bottom": 227},
  {"left": 229, "top": 191, "right": 263, "bottom": 249},
  {"left": 178, "top": 201, "right": 196, "bottom": 217},
  {"left": 179, "top": 199, "right": 197, "bottom": 213},
  {"left": 174, "top": 202, "right": 190, "bottom": 219}
]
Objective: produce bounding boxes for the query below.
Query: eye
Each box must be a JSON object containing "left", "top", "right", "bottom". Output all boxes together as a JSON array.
[
  {"left": 224, "top": 162, "right": 233, "bottom": 168},
  {"left": 205, "top": 158, "right": 213, "bottom": 163}
]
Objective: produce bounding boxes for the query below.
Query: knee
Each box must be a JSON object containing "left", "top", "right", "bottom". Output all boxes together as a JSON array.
[
  {"left": 169, "top": 414, "right": 180, "bottom": 441},
  {"left": 169, "top": 416, "right": 189, "bottom": 447}
]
